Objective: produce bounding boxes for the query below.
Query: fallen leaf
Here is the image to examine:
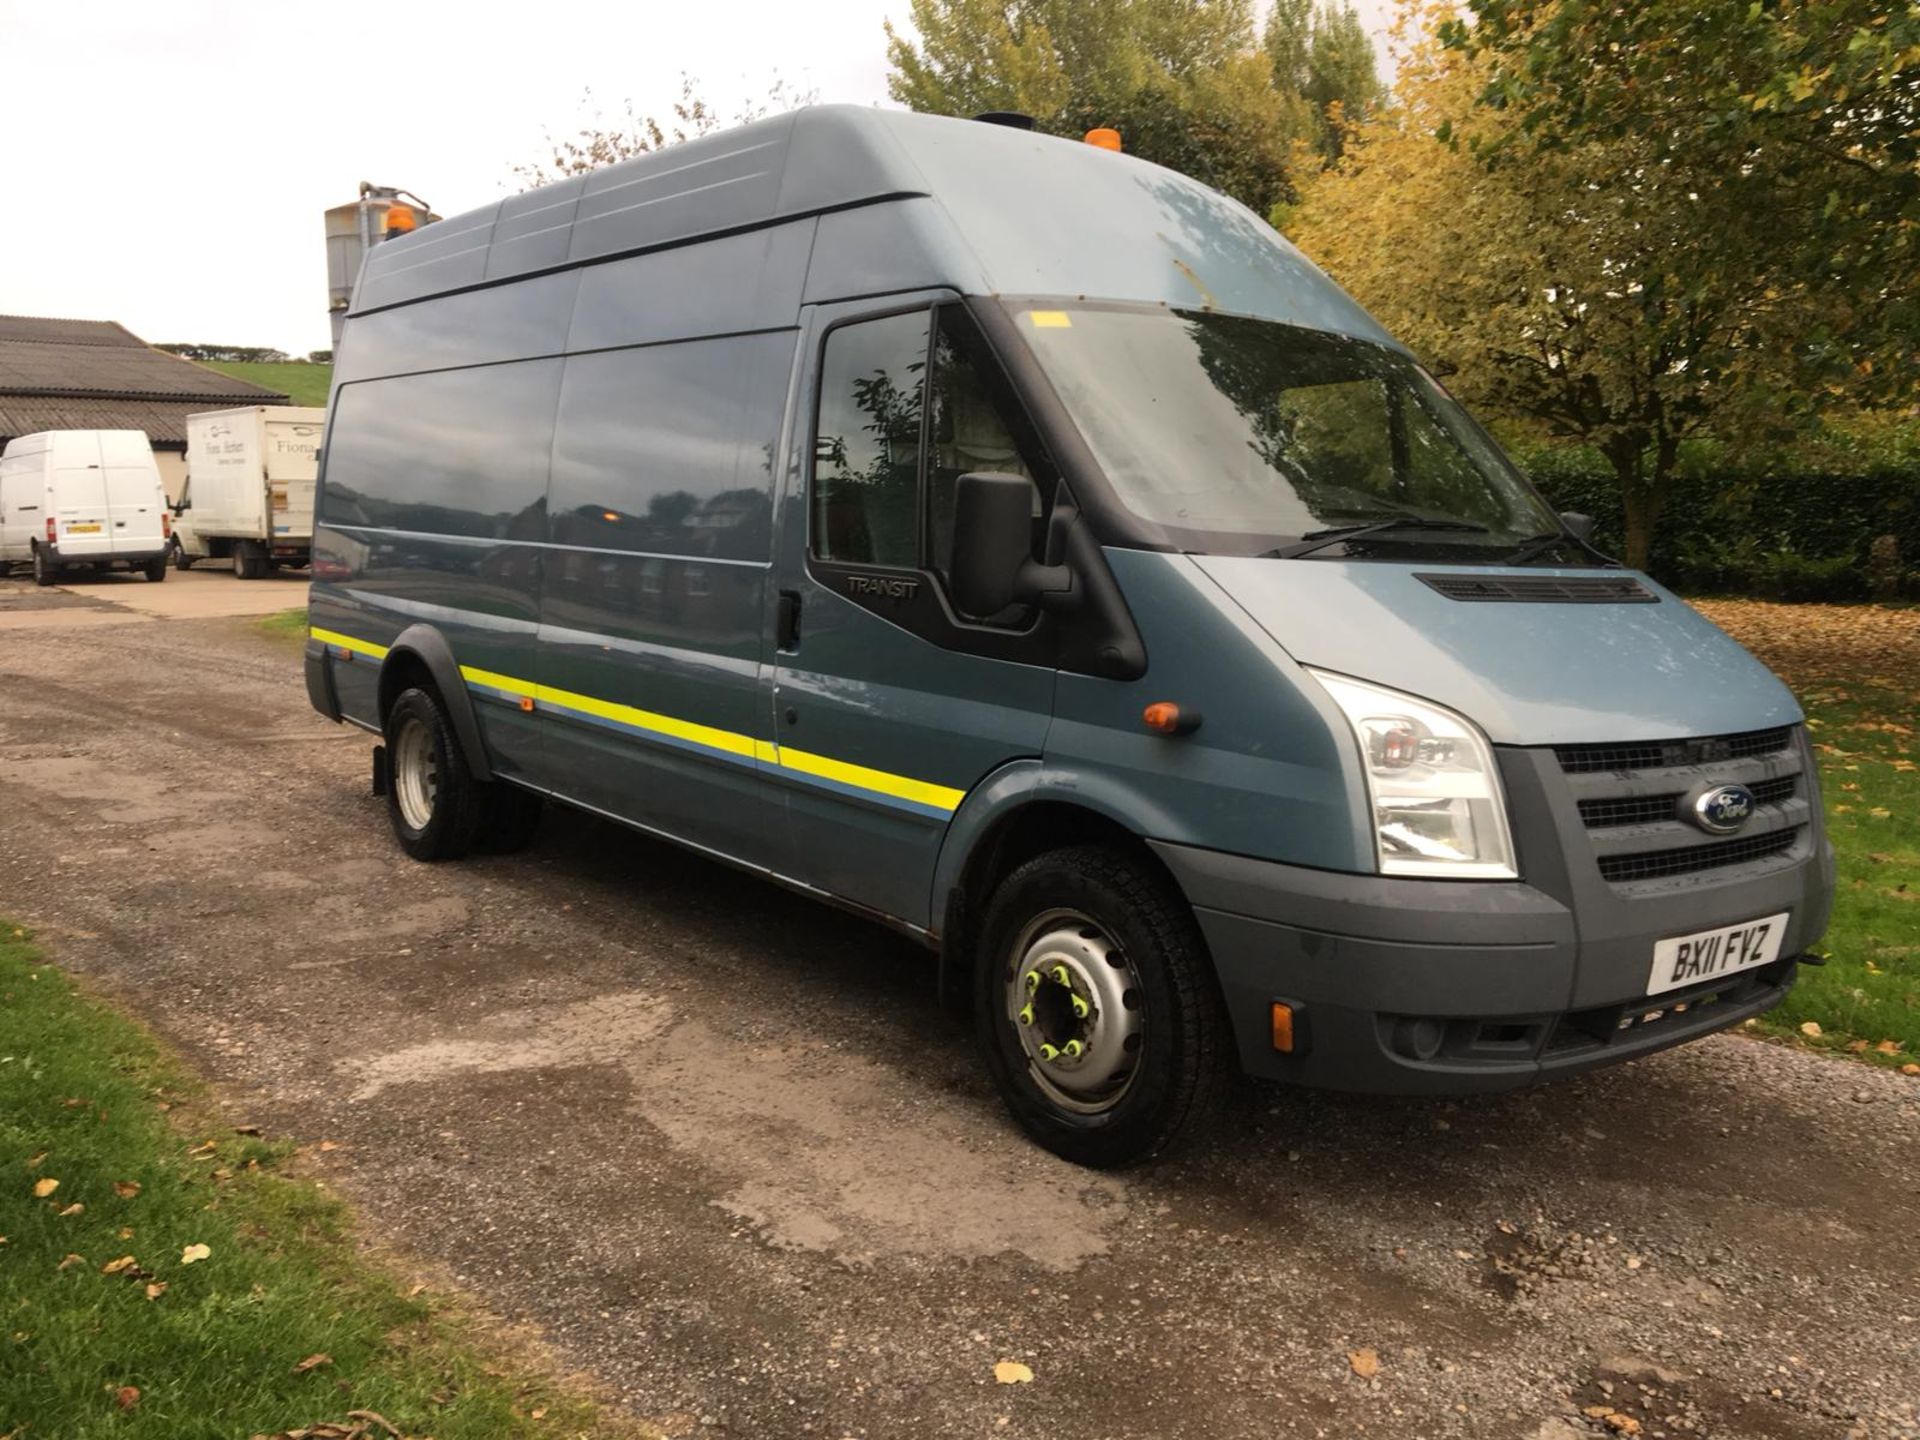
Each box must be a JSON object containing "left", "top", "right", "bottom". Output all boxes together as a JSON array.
[
  {"left": 187, "top": 1140, "right": 217, "bottom": 1158},
  {"left": 100, "top": 1256, "right": 137, "bottom": 1275},
  {"left": 531, "top": 1407, "right": 548, "bottom": 1420},
  {"left": 1903, "top": 1064, "right": 1920, "bottom": 1077},
  {"left": 318, "top": 1140, "right": 339, "bottom": 1152},
  {"left": 26, "top": 1151, "right": 47, "bottom": 1170},
  {"left": 1875, "top": 1040, "right": 1901, "bottom": 1055},
  {"left": 32, "top": 1178, "right": 58, "bottom": 1198},
  {"left": 114, "top": 1180, "right": 140, "bottom": 1198},
  {"left": 1870, "top": 807, "right": 1892, "bottom": 819},
  {"left": 57, "top": 1203, "right": 84, "bottom": 1217},
  {"left": 1799, "top": 1021, "right": 1823, "bottom": 1038},
  {"left": 292, "top": 1352, "right": 333, "bottom": 1375},
  {"left": 993, "top": 1361, "right": 1034, "bottom": 1385},
  {"left": 1607, "top": 1415, "right": 1643, "bottom": 1435},
  {"left": 233, "top": 1124, "right": 263, "bottom": 1136},
  {"left": 1349, "top": 1348, "right": 1382, "bottom": 1378},
  {"left": 114, "top": 1386, "right": 140, "bottom": 1411},
  {"left": 57, "top": 1253, "right": 85, "bottom": 1271},
  {"left": 1846, "top": 1039, "right": 1870, "bottom": 1053},
  {"left": 180, "top": 1243, "right": 211, "bottom": 1265},
  {"left": 144, "top": 1282, "right": 167, "bottom": 1300}
]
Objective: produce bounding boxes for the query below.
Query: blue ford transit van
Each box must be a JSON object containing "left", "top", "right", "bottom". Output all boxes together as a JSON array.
[{"left": 306, "top": 106, "right": 1834, "bottom": 1165}]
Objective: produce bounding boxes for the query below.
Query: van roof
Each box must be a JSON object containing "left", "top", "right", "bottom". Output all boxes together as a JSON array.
[{"left": 352, "top": 105, "right": 1393, "bottom": 346}]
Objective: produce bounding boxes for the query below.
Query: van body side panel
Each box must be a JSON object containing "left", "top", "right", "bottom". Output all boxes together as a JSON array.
[
  {"left": 315, "top": 359, "right": 562, "bottom": 779},
  {"left": 1048, "top": 549, "right": 1370, "bottom": 872},
  {"left": 537, "top": 331, "right": 792, "bottom": 868}
]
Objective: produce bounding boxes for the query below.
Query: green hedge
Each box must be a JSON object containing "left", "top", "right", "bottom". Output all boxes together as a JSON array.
[{"left": 1513, "top": 442, "right": 1920, "bottom": 602}]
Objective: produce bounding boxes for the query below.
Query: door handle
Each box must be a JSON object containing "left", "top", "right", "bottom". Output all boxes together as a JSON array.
[{"left": 776, "top": 589, "right": 802, "bottom": 651}]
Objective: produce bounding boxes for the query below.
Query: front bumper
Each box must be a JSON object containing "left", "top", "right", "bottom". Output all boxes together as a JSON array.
[{"left": 1151, "top": 825, "right": 1834, "bottom": 1095}]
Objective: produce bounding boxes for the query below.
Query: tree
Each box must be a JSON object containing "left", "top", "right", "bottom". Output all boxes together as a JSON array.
[
  {"left": 1265, "top": 1, "right": 1388, "bottom": 162},
  {"left": 514, "top": 74, "right": 817, "bottom": 191},
  {"left": 885, "top": 0, "right": 1319, "bottom": 216},
  {"left": 1442, "top": 0, "right": 1918, "bottom": 412},
  {"left": 1290, "top": 10, "right": 1854, "bottom": 568}
]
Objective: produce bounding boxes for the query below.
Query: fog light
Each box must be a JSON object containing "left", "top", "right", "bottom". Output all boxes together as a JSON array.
[{"left": 1390, "top": 1016, "right": 1445, "bottom": 1062}]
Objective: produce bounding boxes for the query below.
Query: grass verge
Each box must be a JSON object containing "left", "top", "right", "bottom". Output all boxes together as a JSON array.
[
  {"left": 1695, "top": 602, "right": 1920, "bottom": 1070},
  {"left": 0, "top": 923, "right": 631, "bottom": 1439},
  {"left": 201, "top": 361, "right": 333, "bottom": 409},
  {"left": 258, "top": 607, "right": 308, "bottom": 643}
]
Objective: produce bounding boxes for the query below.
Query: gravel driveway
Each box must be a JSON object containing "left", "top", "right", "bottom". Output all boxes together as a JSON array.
[{"left": 1, "top": 595, "right": 1915, "bottom": 1440}]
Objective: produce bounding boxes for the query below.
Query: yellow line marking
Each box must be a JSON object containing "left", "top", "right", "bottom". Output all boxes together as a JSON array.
[
  {"left": 310, "top": 626, "right": 389, "bottom": 660},
  {"left": 770, "top": 743, "right": 966, "bottom": 814}
]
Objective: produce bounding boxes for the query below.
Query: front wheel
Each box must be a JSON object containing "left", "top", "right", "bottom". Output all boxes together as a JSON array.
[
  {"left": 172, "top": 542, "right": 194, "bottom": 571},
  {"left": 975, "top": 845, "right": 1233, "bottom": 1168}
]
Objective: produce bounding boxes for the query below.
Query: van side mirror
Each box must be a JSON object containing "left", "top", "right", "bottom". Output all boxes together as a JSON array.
[
  {"left": 949, "top": 472, "right": 1071, "bottom": 618},
  {"left": 1560, "top": 511, "right": 1594, "bottom": 542}
]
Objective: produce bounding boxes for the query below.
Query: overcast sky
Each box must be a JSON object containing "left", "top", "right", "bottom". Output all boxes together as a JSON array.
[{"left": 0, "top": 0, "right": 1397, "bottom": 357}]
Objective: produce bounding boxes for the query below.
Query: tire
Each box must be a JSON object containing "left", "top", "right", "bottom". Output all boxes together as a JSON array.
[
  {"left": 143, "top": 556, "right": 167, "bottom": 582},
  {"left": 172, "top": 542, "right": 193, "bottom": 571},
  {"left": 475, "top": 782, "right": 544, "bottom": 854},
  {"left": 32, "top": 547, "right": 57, "bottom": 588},
  {"left": 232, "top": 541, "right": 266, "bottom": 580},
  {"left": 975, "top": 845, "right": 1233, "bottom": 1168},
  {"left": 382, "top": 687, "right": 483, "bottom": 861}
]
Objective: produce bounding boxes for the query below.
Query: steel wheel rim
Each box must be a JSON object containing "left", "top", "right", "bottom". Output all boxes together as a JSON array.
[
  {"left": 1005, "top": 907, "right": 1144, "bottom": 1115},
  {"left": 392, "top": 716, "right": 439, "bottom": 832}
]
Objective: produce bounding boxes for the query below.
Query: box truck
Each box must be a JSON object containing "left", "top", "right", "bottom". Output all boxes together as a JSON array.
[
  {"left": 173, "top": 406, "right": 326, "bottom": 577},
  {"left": 304, "top": 107, "right": 1833, "bottom": 1166},
  {"left": 0, "top": 430, "right": 170, "bottom": 584}
]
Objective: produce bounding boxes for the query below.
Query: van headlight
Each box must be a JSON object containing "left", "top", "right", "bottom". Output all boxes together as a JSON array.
[{"left": 1308, "top": 670, "right": 1517, "bottom": 880}]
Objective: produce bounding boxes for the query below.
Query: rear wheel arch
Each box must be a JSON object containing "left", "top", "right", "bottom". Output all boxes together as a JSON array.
[{"left": 374, "top": 625, "right": 494, "bottom": 782}]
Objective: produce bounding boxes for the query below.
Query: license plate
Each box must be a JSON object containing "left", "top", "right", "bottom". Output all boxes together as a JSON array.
[
  {"left": 66, "top": 523, "right": 100, "bottom": 533},
  {"left": 1647, "top": 911, "right": 1790, "bottom": 996}
]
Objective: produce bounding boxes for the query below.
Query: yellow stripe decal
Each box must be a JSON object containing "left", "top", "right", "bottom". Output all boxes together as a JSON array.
[
  {"left": 770, "top": 744, "right": 967, "bottom": 814},
  {"left": 325, "top": 626, "right": 961, "bottom": 817},
  {"left": 310, "top": 626, "right": 390, "bottom": 661}
]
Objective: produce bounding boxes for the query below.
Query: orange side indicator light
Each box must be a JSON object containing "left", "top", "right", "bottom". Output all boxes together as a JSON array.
[
  {"left": 1142, "top": 701, "right": 1199, "bottom": 736},
  {"left": 1084, "top": 127, "right": 1123, "bottom": 152},
  {"left": 1271, "top": 1002, "right": 1296, "bottom": 1054},
  {"left": 519, "top": 695, "right": 535, "bottom": 713}
]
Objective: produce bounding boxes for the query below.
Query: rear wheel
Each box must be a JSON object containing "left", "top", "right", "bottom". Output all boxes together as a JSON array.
[
  {"left": 976, "top": 845, "right": 1232, "bottom": 1168},
  {"left": 32, "top": 547, "right": 56, "bottom": 587},
  {"left": 143, "top": 556, "right": 167, "bottom": 582},
  {"left": 383, "top": 687, "right": 482, "bottom": 861},
  {"left": 233, "top": 541, "right": 266, "bottom": 579}
]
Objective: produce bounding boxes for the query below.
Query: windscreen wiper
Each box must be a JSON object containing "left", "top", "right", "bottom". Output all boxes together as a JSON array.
[
  {"left": 1269, "top": 517, "right": 1490, "bottom": 560},
  {"left": 1500, "top": 529, "right": 1620, "bottom": 568}
]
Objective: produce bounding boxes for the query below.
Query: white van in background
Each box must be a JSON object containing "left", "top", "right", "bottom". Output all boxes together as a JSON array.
[
  {"left": 173, "top": 406, "right": 325, "bottom": 578},
  {"left": 0, "top": 430, "right": 170, "bottom": 585}
]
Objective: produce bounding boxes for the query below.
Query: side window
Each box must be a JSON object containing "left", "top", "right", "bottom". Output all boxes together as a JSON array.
[
  {"left": 811, "top": 311, "right": 929, "bottom": 568},
  {"left": 926, "top": 307, "right": 1040, "bottom": 583}
]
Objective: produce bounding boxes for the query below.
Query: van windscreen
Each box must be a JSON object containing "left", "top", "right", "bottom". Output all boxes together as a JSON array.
[{"left": 1012, "top": 304, "right": 1557, "bottom": 558}]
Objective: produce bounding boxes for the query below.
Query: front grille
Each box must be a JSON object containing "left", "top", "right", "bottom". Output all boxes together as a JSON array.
[
  {"left": 1578, "top": 774, "right": 1797, "bottom": 829},
  {"left": 1596, "top": 828, "right": 1798, "bottom": 882},
  {"left": 1552, "top": 726, "right": 1808, "bottom": 886},
  {"left": 1417, "top": 573, "right": 1657, "bottom": 604},
  {"left": 1555, "top": 726, "right": 1794, "bottom": 774}
]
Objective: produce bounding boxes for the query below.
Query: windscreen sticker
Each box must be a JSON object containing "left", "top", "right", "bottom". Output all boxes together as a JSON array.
[{"left": 1025, "top": 310, "right": 1072, "bottom": 328}]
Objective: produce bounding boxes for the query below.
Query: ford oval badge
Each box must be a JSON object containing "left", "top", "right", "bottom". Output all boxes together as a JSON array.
[{"left": 1688, "top": 784, "right": 1755, "bottom": 835}]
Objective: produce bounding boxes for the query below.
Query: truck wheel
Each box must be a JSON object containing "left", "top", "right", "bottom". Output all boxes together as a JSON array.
[
  {"left": 172, "top": 542, "right": 193, "bottom": 571},
  {"left": 976, "top": 846, "right": 1232, "bottom": 1168},
  {"left": 143, "top": 556, "right": 168, "bottom": 582},
  {"left": 383, "top": 687, "right": 483, "bottom": 861},
  {"left": 233, "top": 542, "right": 265, "bottom": 580},
  {"left": 475, "top": 783, "right": 544, "bottom": 854},
  {"left": 32, "top": 547, "right": 57, "bottom": 588}
]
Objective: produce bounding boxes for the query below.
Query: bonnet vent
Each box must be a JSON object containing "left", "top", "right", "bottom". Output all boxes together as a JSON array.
[{"left": 1415, "top": 573, "right": 1657, "bottom": 604}]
